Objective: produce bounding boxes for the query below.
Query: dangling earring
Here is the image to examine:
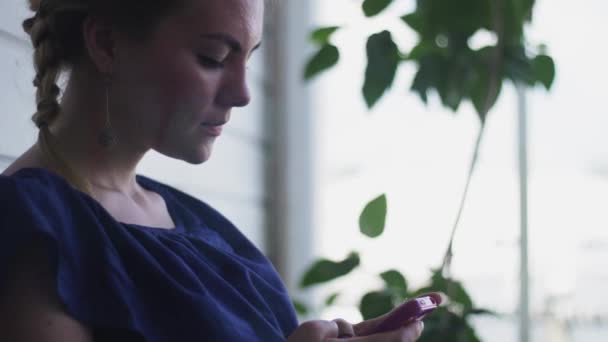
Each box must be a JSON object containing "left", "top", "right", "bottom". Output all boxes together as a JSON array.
[{"left": 98, "top": 75, "right": 117, "bottom": 149}]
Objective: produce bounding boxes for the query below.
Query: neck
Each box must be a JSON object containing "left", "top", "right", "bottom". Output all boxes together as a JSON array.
[{"left": 40, "top": 70, "right": 148, "bottom": 195}]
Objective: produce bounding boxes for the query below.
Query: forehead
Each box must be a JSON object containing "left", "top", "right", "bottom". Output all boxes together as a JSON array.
[{"left": 172, "top": 0, "right": 264, "bottom": 46}]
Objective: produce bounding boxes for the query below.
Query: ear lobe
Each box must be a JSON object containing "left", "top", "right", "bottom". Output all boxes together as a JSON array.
[{"left": 82, "top": 15, "right": 115, "bottom": 74}]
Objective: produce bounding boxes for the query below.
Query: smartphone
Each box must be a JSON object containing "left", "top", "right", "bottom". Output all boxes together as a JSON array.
[{"left": 361, "top": 294, "right": 439, "bottom": 336}]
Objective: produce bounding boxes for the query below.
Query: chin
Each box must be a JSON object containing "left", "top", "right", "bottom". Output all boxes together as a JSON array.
[
  {"left": 156, "top": 142, "right": 214, "bottom": 165},
  {"left": 184, "top": 144, "right": 214, "bottom": 164},
  {"left": 185, "top": 154, "right": 211, "bottom": 165}
]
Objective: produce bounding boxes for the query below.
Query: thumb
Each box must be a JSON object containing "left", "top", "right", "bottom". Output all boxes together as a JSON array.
[
  {"left": 328, "top": 321, "right": 423, "bottom": 342},
  {"left": 287, "top": 320, "right": 340, "bottom": 341}
]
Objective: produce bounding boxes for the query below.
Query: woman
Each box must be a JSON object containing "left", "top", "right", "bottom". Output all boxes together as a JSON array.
[{"left": 0, "top": 0, "right": 430, "bottom": 341}]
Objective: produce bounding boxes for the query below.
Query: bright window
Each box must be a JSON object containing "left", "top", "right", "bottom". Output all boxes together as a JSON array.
[{"left": 310, "top": 0, "right": 608, "bottom": 340}]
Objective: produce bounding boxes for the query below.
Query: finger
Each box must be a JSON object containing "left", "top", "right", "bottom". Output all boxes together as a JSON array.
[
  {"left": 354, "top": 292, "right": 443, "bottom": 336},
  {"left": 332, "top": 318, "right": 355, "bottom": 338},
  {"left": 377, "top": 321, "right": 423, "bottom": 342},
  {"left": 352, "top": 312, "right": 389, "bottom": 336},
  {"left": 327, "top": 321, "right": 424, "bottom": 342},
  {"left": 312, "top": 320, "right": 340, "bottom": 339},
  {"left": 288, "top": 320, "right": 340, "bottom": 340}
]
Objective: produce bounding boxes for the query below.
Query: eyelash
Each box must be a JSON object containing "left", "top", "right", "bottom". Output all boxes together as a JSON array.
[{"left": 197, "top": 56, "right": 225, "bottom": 69}]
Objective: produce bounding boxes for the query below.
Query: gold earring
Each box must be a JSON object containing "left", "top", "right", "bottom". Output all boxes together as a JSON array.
[{"left": 98, "top": 75, "right": 117, "bottom": 149}]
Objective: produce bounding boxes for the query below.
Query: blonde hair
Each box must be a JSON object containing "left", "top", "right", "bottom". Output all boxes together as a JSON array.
[{"left": 22, "top": 0, "right": 186, "bottom": 128}]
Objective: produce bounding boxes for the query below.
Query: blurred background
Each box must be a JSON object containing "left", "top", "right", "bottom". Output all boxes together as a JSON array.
[
  {"left": 306, "top": 0, "right": 608, "bottom": 341},
  {"left": 1, "top": 0, "right": 606, "bottom": 341}
]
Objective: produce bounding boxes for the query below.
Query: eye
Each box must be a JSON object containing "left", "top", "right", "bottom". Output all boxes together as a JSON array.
[{"left": 197, "top": 56, "right": 225, "bottom": 69}]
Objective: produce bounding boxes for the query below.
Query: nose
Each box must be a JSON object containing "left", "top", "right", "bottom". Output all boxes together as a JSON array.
[{"left": 217, "top": 64, "right": 251, "bottom": 108}]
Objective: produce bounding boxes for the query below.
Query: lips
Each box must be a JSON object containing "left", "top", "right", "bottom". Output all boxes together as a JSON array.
[
  {"left": 200, "top": 114, "right": 229, "bottom": 136},
  {"left": 201, "top": 123, "right": 224, "bottom": 136},
  {"left": 202, "top": 120, "right": 228, "bottom": 126}
]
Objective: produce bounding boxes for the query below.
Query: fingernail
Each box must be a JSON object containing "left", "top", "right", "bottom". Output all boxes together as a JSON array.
[{"left": 416, "top": 321, "right": 424, "bottom": 337}]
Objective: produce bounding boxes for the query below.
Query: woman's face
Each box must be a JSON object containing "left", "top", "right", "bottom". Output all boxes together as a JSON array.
[{"left": 111, "top": 0, "right": 264, "bottom": 163}]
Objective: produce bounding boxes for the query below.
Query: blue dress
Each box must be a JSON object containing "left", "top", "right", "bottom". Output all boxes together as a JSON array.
[{"left": 0, "top": 168, "right": 299, "bottom": 341}]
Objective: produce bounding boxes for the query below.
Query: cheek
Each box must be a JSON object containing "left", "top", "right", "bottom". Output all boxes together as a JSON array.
[
  {"left": 155, "top": 62, "right": 216, "bottom": 119},
  {"left": 147, "top": 61, "right": 219, "bottom": 147}
]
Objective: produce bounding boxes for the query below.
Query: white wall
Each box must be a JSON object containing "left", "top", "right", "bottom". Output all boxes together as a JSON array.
[{"left": 0, "top": 0, "right": 270, "bottom": 250}]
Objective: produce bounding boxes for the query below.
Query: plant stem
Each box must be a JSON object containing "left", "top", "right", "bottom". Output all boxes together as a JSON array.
[
  {"left": 440, "top": 122, "right": 486, "bottom": 276},
  {"left": 440, "top": 0, "right": 505, "bottom": 281}
]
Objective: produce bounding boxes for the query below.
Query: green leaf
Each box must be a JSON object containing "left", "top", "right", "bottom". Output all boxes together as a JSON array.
[
  {"left": 409, "top": 42, "right": 450, "bottom": 105},
  {"left": 470, "top": 58, "right": 502, "bottom": 122},
  {"left": 359, "top": 290, "right": 394, "bottom": 320},
  {"left": 359, "top": 194, "right": 388, "bottom": 238},
  {"left": 420, "top": 307, "right": 482, "bottom": 341},
  {"left": 310, "top": 26, "right": 340, "bottom": 45},
  {"left": 325, "top": 293, "right": 340, "bottom": 306},
  {"left": 304, "top": 44, "right": 340, "bottom": 80},
  {"left": 410, "top": 63, "right": 433, "bottom": 104},
  {"left": 380, "top": 270, "right": 408, "bottom": 299},
  {"left": 532, "top": 54, "right": 555, "bottom": 90},
  {"left": 362, "top": 0, "right": 393, "bottom": 17},
  {"left": 363, "top": 31, "right": 401, "bottom": 108},
  {"left": 466, "top": 308, "right": 498, "bottom": 316},
  {"left": 299, "top": 252, "right": 360, "bottom": 288},
  {"left": 436, "top": 65, "right": 461, "bottom": 111},
  {"left": 407, "top": 40, "right": 439, "bottom": 60},
  {"left": 429, "top": 270, "right": 475, "bottom": 313},
  {"left": 504, "top": 45, "right": 535, "bottom": 85},
  {"left": 406, "top": 0, "right": 490, "bottom": 41},
  {"left": 292, "top": 299, "right": 309, "bottom": 316},
  {"left": 504, "top": 0, "right": 536, "bottom": 42},
  {"left": 400, "top": 13, "right": 424, "bottom": 33}
]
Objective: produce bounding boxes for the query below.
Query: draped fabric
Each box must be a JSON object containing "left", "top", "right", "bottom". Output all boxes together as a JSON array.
[{"left": 0, "top": 168, "right": 298, "bottom": 341}]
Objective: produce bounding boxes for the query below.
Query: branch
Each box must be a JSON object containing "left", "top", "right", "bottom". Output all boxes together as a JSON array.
[
  {"left": 441, "top": 124, "right": 486, "bottom": 273},
  {"left": 440, "top": 0, "right": 506, "bottom": 278}
]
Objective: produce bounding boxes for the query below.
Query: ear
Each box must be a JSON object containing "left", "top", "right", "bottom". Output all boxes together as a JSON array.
[{"left": 82, "top": 15, "right": 116, "bottom": 75}]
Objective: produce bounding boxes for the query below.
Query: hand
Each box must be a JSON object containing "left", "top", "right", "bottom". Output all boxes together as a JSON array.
[
  {"left": 354, "top": 292, "right": 443, "bottom": 337},
  {"left": 287, "top": 293, "right": 443, "bottom": 342},
  {"left": 286, "top": 319, "right": 423, "bottom": 342}
]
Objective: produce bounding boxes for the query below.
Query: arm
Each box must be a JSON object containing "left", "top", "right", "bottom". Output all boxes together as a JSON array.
[{"left": 0, "top": 239, "right": 93, "bottom": 342}]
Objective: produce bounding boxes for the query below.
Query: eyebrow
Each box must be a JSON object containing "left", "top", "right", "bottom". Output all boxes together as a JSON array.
[{"left": 200, "top": 33, "right": 262, "bottom": 54}]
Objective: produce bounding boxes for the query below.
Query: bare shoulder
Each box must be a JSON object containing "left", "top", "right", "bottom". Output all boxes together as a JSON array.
[{"left": 0, "top": 238, "right": 93, "bottom": 342}]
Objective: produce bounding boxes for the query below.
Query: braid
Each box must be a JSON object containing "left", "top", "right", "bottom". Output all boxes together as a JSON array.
[
  {"left": 19, "top": 0, "right": 186, "bottom": 195},
  {"left": 22, "top": 2, "right": 93, "bottom": 195},
  {"left": 23, "top": 6, "right": 63, "bottom": 128}
]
